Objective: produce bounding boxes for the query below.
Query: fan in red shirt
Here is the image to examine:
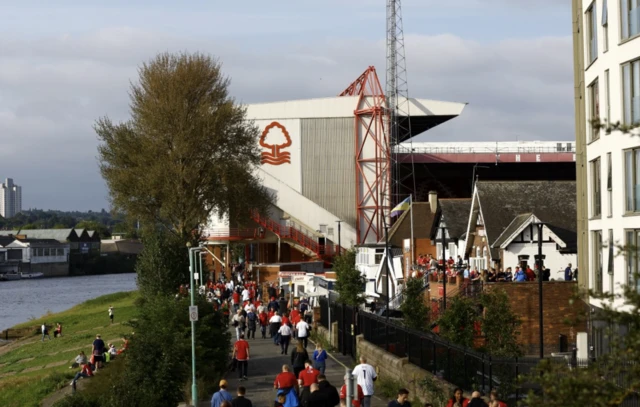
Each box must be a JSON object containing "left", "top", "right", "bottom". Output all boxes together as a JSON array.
[
  {"left": 339, "top": 382, "right": 365, "bottom": 407},
  {"left": 274, "top": 365, "right": 299, "bottom": 390},
  {"left": 290, "top": 309, "right": 301, "bottom": 325},
  {"left": 297, "top": 361, "right": 320, "bottom": 387},
  {"left": 232, "top": 291, "right": 240, "bottom": 305},
  {"left": 282, "top": 314, "right": 290, "bottom": 326},
  {"left": 268, "top": 310, "right": 275, "bottom": 320}
]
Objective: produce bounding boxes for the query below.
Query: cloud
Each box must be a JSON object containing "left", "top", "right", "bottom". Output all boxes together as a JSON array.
[{"left": 0, "top": 26, "right": 573, "bottom": 210}]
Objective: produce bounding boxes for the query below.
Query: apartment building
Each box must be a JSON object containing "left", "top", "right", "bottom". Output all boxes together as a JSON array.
[
  {"left": 573, "top": 0, "right": 640, "bottom": 356},
  {"left": 0, "top": 178, "right": 22, "bottom": 218}
]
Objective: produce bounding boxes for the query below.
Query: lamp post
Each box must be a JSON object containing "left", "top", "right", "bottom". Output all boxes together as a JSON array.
[
  {"left": 384, "top": 223, "right": 390, "bottom": 352},
  {"left": 336, "top": 220, "right": 342, "bottom": 255},
  {"left": 186, "top": 243, "right": 200, "bottom": 407},
  {"left": 535, "top": 223, "right": 545, "bottom": 359},
  {"left": 441, "top": 226, "right": 447, "bottom": 310}
]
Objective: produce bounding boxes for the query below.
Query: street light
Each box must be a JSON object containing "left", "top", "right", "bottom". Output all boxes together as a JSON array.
[
  {"left": 335, "top": 220, "right": 343, "bottom": 256},
  {"left": 186, "top": 242, "right": 200, "bottom": 407},
  {"left": 534, "top": 223, "right": 545, "bottom": 359}
]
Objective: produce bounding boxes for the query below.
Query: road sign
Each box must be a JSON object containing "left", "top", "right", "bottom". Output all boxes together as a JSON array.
[{"left": 189, "top": 306, "right": 198, "bottom": 322}]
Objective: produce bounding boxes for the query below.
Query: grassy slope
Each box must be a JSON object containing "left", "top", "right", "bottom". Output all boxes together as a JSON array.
[{"left": 0, "top": 291, "right": 139, "bottom": 407}]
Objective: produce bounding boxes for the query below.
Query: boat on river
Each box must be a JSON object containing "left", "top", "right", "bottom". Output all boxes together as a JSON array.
[
  {"left": 20, "top": 272, "right": 44, "bottom": 279},
  {"left": 0, "top": 272, "right": 21, "bottom": 281}
]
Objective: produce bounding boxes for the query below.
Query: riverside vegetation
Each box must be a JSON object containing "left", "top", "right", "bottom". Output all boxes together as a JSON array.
[{"left": 0, "top": 291, "right": 138, "bottom": 407}]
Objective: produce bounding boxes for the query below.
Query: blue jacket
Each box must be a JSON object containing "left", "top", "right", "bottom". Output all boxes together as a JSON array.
[
  {"left": 211, "top": 389, "right": 233, "bottom": 407},
  {"left": 313, "top": 349, "right": 327, "bottom": 363}
]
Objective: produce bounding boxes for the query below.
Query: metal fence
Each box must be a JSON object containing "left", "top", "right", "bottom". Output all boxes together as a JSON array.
[{"left": 318, "top": 296, "right": 639, "bottom": 406}]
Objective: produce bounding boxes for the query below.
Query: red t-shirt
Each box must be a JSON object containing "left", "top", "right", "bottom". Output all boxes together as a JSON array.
[
  {"left": 81, "top": 364, "right": 93, "bottom": 377},
  {"left": 282, "top": 316, "right": 290, "bottom": 326},
  {"left": 290, "top": 310, "right": 301, "bottom": 324},
  {"left": 259, "top": 312, "right": 268, "bottom": 326},
  {"left": 274, "top": 372, "right": 298, "bottom": 389},
  {"left": 298, "top": 367, "right": 320, "bottom": 387},
  {"left": 234, "top": 339, "right": 249, "bottom": 361},
  {"left": 232, "top": 292, "right": 240, "bottom": 303},
  {"left": 339, "top": 384, "right": 364, "bottom": 407}
]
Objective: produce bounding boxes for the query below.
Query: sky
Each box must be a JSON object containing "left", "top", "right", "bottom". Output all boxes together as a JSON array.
[{"left": 0, "top": 0, "right": 573, "bottom": 211}]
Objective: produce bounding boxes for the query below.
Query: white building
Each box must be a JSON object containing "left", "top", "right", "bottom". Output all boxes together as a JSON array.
[
  {"left": 0, "top": 178, "right": 22, "bottom": 218},
  {"left": 573, "top": 0, "right": 640, "bottom": 313}
]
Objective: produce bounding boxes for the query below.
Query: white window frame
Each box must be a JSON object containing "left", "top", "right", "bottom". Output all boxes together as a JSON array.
[
  {"left": 603, "top": 0, "right": 609, "bottom": 52},
  {"left": 586, "top": 3, "right": 598, "bottom": 63},
  {"left": 620, "top": 0, "right": 640, "bottom": 40},
  {"left": 593, "top": 230, "right": 603, "bottom": 294},
  {"left": 591, "top": 157, "right": 602, "bottom": 217},
  {"left": 588, "top": 78, "right": 600, "bottom": 141},
  {"left": 622, "top": 58, "right": 640, "bottom": 126},
  {"left": 607, "top": 152, "right": 613, "bottom": 217}
]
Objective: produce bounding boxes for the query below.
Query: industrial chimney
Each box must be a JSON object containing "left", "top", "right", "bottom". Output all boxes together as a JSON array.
[{"left": 429, "top": 191, "right": 438, "bottom": 213}]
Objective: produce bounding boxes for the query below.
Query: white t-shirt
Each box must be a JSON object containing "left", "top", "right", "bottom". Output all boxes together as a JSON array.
[
  {"left": 41, "top": 324, "right": 46, "bottom": 333},
  {"left": 269, "top": 315, "right": 282, "bottom": 324},
  {"left": 296, "top": 321, "right": 310, "bottom": 337},
  {"left": 242, "top": 289, "right": 250, "bottom": 301},
  {"left": 352, "top": 363, "right": 377, "bottom": 396},
  {"left": 278, "top": 324, "right": 292, "bottom": 336}
]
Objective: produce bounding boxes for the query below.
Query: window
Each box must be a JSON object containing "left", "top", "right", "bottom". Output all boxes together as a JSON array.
[
  {"left": 605, "top": 70, "right": 611, "bottom": 125},
  {"left": 607, "top": 153, "right": 613, "bottom": 216},
  {"left": 587, "top": 3, "right": 598, "bottom": 63},
  {"left": 622, "top": 59, "right": 640, "bottom": 125},
  {"left": 593, "top": 230, "right": 603, "bottom": 294},
  {"left": 608, "top": 229, "right": 614, "bottom": 292},
  {"left": 448, "top": 242, "right": 457, "bottom": 259},
  {"left": 589, "top": 79, "right": 600, "bottom": 141},
  {"left": 592, "top": 157, "right": 602, "bottom": 217},
  {"left": 621, "top": 0, "right": 640, "bottom": 40},
  {"left": 603, "top": 0, "right": 609, "bottom": 52},
  {"left": 436, "top": 243, "right": 443, "bottom": 258},
  {"left": 625, "top": 229, "right": 640, "bottom": 292},
  {"left": 624, "top": 148, "right": 640, "bottom": 212}
]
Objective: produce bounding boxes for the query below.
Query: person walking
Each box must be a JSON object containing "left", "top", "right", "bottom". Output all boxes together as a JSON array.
[
  {"left": 259, "top": 309, "right": 268, "bottom": 339},
  {"left": 231, "top": 386, "right": 253, "bottom": 407},
  {"left": 41, "top": 323, "right": 51, "bottom": 341},
  {"left": 307, "top": 383, "right": 329, "bottom": 407},
  {"left": 274, "top": 365, "right": 300, "bottom": 407},
  {"left": 387, "top": 388, "right": 411, "bottom": 407},
  {"left": 488, "top": 390, "right": 506, "bottom": 407},
  {"left": 312, "top": 343, "right": 328, "bottom": 374},
  {"left": 317, "top": 374, "right": 340, "bottom": 407},
  {"left": 278, "top": 320, "right": 293, "bottom": 355},
  {"left": 270, "top": 312, "right": 283, "bottom": 346},
  {"left": 352, "top": 357, "right": 377, "bottom": 407},
  {"left": 211, "top": 379, "right": 233, "bottom": 407},
  {"left": 232, "top": 309, "right": 246, "bottom": 341},
  {"left": 298, "top": 360, "right": 320, "bottom": 407},
  {"left": 291, "top": 340, "right": 309, "bottom": 378},
  {"left": 296, "top": 318, "right": 310, "bottom": 349},
  {"left": 467, "top": 391, "right": 487, "bottom": 407},
  {"left": 445, "top": 388, "right": 469, "bottom": 407},
  {"left": 108, "top": 306, "right": 114, "bottom": 324},
  {"left": 233, "top": 334, "right": 250, "bottom": 381},
  {"left": 246, "top": 309, "right": 257, "bottom": 340}
]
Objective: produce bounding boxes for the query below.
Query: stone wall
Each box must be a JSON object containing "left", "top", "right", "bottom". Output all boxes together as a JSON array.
[
  {"left": 355, "top": 335, "right": 457, "bottom": 405},
  {"left": 26, "top": 262, "right": 69, "bottom": 277}
]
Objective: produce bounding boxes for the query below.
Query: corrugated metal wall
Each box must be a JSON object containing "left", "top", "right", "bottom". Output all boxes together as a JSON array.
[{"left": 301, "top": 118, "right": 356, "bottom": 228}]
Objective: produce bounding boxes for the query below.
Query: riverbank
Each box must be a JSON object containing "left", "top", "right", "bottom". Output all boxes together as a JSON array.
[{"left": 0, "top": 291, "right": 139, "bottom": 407}]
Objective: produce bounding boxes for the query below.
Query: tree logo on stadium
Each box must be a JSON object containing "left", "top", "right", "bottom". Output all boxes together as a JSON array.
[{"left": 259, "top": 121, "right": 292, "bottom": 165}]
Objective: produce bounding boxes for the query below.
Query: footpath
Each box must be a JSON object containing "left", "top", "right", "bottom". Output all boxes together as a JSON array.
[{"left": 197, "top": 331, "right": 389, "bottom": 407}]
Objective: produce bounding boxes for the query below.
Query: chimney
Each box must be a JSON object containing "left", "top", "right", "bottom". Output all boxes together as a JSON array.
[{"left": 429, "top": 191, "right": 438, "bottom": 213}]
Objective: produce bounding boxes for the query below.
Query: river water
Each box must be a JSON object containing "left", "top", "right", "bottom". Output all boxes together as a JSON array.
[{"left": 0, "top": 274, "right": 138, "bottom": 331}]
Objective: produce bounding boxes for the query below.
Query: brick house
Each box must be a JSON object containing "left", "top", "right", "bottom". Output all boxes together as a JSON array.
[
  {"left": 430, "top": 198, "right": 472, "bottom": 263},
  {"left": 463, "top": 180, "right": 577, "bottom": 273}
]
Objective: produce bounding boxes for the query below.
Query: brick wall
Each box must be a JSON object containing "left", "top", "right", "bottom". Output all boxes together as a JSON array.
[{"left": 484, "top": 281, "right": 587, "bottom": 356}]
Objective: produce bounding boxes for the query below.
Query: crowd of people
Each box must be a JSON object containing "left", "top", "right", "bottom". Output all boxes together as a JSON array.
[
  {"left": 413, "top": 253, "right": 577, "bottom": 284},
  {"left": 211, "top": 269, "right": 508, "bottom": 407}
]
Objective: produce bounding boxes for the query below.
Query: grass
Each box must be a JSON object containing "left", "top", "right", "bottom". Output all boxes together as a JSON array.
[{"left": 0, "top": 291, "right": 139, "bottom": 407}]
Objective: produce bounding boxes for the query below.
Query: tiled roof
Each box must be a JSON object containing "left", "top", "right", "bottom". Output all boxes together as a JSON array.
[
  {"left": 0, "top": 229, "right": 77, "bottom": 243},
  {"left": 476, "top": 181, "right": 576, "bottom": 259},
  {"left": 388, "top": 202, "right": 436, "bottom": 247},
  {"left": 439, "top": 199, "right": 472, "bottom": 240}
]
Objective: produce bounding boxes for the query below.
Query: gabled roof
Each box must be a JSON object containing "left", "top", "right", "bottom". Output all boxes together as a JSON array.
[
  {"left": 387, "top": 202, "right": 436, "bottom": 247},
  {"left": 0, "top": 229, "right": 78, "bottom": 243},
  {"left": 14, "top": 238, "right": 65, "bottom": 245},
  {"left": 0, "top": 236, "right": 15, "bottom": 247},
  {"left": 492, "top": 213, "right": 568, "bottom": 250},
  {"left": 432, "top": 199, "right": 472, "bottom": 240},
  {"left": 473, "top": 181, "right": 577, "bottom": 259}
]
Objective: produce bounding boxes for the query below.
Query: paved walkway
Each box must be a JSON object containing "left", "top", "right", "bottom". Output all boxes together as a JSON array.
[{"left": 213, "top": 332, "right": 388, "bottom": 407}]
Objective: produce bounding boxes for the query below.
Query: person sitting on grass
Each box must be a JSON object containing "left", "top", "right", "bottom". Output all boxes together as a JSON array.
[
  {"left": 54, "top": 323, "right": 63, "bottom": 338},
  {"left": 70, "top": 362, "right": 93, "bottom": 390},
  {"left": 70, "top": 351, "right": 87, "bottom": 369}
]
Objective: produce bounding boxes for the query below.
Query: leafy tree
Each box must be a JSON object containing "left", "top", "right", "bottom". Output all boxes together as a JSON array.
[
  {"left": 437, "top": 295, "right": 477, "bottom": 348},
  {"left": 95, "top": 52, "right": 271, "bottom": 243},
  {"left": 400, "top": 277, "right": 430, "bottom": 330},
  {"left": 135, "top": 229, "right": 189, "bottom": 296},
  {"left": 334, "top": 249, "right": 366, "bottom": 306},
  {"left": 480, "top": 288, "right": 522, "bottom": 357}
]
